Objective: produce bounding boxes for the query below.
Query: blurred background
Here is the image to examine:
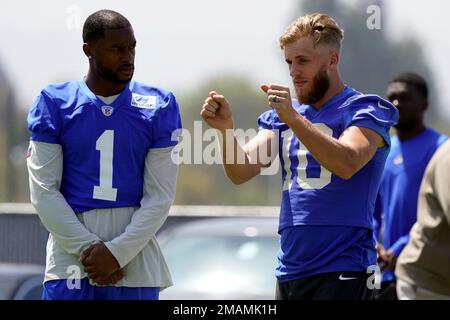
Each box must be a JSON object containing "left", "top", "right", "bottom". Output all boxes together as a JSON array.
[{"left": 1, "top": 0, "right": 449, "bottom": 205}]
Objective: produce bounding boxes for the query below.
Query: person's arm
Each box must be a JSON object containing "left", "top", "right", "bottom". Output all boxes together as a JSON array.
[
  {"left": 27, "top": 140, "right": 102, "bottom": 255},
  {"left": 201, "top": 91, "right": 277, "bottom": 185},
  {"left": 389, "top": 235, "right": 410, "bottom": 258},
  {"left": 432, "top": 143, "right": 450, "bottom": 225},
  {"left": 102, "top": 146, "right": 178, "bottom": 268},
  {"left": 262, "top": 84, "right": 384, "bottom": 180},
  {"left": 219, "top": 128, "right": 276, "bottom": 184},
  {"left": 373, "top": 192, "right": 383, "bottom": 242}
]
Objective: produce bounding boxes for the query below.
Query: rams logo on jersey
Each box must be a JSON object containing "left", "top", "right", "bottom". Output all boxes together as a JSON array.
[{"left": 131, "top": 93, "right": 157, "bottom": 109}]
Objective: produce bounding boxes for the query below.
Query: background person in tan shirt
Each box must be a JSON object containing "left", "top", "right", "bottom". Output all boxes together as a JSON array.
[{"left": 396, "top": 139, "right": 450, "bottom": 300}]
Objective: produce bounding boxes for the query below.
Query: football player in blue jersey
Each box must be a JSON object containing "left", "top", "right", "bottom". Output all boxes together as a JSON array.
[
  {"left": 200, "top": 13, "right": 398, "bottom": 300},
  {"left": 374, "top": 73, "right": 448, "bottom": 300},
  {"left": 26, "top": 10, "right": 182, "bottom": 300}
]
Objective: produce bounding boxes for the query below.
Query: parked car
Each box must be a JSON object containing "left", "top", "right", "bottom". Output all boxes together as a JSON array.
[
  {"left": 0, "top": 263, "right": 44, "bottom": 300},
  {"left": 158, "top": 217, "right": 280, "bottom": 300}
]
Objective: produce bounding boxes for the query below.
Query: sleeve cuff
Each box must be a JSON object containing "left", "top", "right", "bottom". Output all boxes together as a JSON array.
[{"left": 104, "top": 241, "right": 127, "bottom": 269}]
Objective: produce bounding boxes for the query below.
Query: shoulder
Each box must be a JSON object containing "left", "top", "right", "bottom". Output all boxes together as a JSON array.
[
  {"left": 131, "top": 81, "right": 176, "bottom": 102},
  {"left": 130, "top": 81, "right": 178, "bottom": 116},
  {"left": 426, "top": 128, "right": 448, "bottom": 146},
  {"left": 35, "top": 80, "right": 85, "bottom": 115},
  {"left": 340, "top": 91, "right": 396, "bottom": 113},
  {"left": 427, "top": 139, "right": 450, "bottom": 177},
  {"left": 340, "top": 91, "right": 398, "bottom": 127},
  {"left": 40, "top": 81, "right": 80, "bottom": 101}
]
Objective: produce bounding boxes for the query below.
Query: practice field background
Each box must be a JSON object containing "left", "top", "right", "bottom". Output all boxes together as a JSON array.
[{"left": 1, "top": 0, "right": 449, "bottom": 206}]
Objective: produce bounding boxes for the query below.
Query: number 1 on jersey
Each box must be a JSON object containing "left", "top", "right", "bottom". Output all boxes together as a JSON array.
[{"left": 93, "top": 130, "right": 118, "bottom": 201}]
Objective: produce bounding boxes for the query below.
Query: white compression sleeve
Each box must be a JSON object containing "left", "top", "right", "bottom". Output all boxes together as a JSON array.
[
  {"left": 104, "top": 146, "right": 178, "bottom": 268},
  {"left": 27, "top": 141, "right": 101, "bottom": 255}
]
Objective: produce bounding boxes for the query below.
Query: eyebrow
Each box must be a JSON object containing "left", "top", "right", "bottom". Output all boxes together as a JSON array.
[
  {"left": 110, "top": 41, "right": 137, "bottom": 47},
  {"left": 285, "top": 55, "right": 310, "bottom": 62}
]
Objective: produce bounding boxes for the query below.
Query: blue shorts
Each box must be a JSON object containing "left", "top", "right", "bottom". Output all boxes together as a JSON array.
[{"left": 42, "top": 278, "right": 160, "bottom": 300}]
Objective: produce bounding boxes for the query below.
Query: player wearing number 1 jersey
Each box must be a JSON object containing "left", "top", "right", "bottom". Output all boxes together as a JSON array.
[
  {"left": 26, "top": 10, "right": 181, "bottom": 300},
  {"left": 200, "top": 13, "right": 398, "bottom": 299}
]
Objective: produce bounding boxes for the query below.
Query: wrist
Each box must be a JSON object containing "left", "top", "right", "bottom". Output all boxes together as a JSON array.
[{"left": 284, "top": 111, "right": 303, "bottom": 128}]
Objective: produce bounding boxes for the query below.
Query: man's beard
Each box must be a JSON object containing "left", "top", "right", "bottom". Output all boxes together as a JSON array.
[
  {"left": 295, "top": 66, "right": 330, "bottom": 105},
  {"left": 96, "top": 63, "right": 133, "bottom": 85}
]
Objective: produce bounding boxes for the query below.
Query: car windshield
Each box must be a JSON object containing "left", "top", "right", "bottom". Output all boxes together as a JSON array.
[{"left": 161, "top": 235, "right": 279, "bottom": 297}]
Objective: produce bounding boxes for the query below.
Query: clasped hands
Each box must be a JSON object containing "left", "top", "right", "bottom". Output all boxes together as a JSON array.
[
  {"left": 377, "top": 244, "right": 397, "bottom": 271},
  {"left": 80, "top": 242, "right": 125, "bottom": 286}
]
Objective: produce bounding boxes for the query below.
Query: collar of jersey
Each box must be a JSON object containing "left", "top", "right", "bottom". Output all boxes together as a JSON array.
[
  {"left": 304, "top": 85, "right": 355, "bottom": 118},
  {"left": 77, "top": 79, "right": 135, "bottom": 109}
]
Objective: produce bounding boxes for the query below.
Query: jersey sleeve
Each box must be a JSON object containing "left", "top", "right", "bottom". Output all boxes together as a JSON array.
[
  {"left": 27, "top": 91, "right": 60, "bottom": 144},
  {"left": 257, "top": 109, "right": 276, "bottom": 130},
  {"left": 150, "top": 92, "right": 182, "bottom": 148},
  {"left": 343, "top": 97, "right": 398, "bottom": 147}
]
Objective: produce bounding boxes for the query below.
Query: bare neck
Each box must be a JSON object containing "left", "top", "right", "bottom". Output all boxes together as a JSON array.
[{"left": 311, "top": 75, "right": 345, "bottom": 110}]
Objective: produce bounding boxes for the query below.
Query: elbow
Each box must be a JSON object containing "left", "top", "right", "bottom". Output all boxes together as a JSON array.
[
  {"left": 335, "top": 162, "right": 360, "bottom": 180},
  {"left": 336, "top": 170, "right": 354, "bottom": 180},
  {"left": 226, "top": 172, "right": 248, "bottom": 185},
  {"left": 228, "top": 175, "right": 247, "bottom": 185}
]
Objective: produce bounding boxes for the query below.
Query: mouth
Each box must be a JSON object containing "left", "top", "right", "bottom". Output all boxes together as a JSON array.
[
  {"left": 294, "top": 80, "right": 308, "bottom": 89},
  {"left": 118, "top": 65, "right": 134, "bottom": 76}
]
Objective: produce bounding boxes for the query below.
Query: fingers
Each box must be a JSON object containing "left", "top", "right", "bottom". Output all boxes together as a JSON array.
[
  {"left": 200, "top": 106, "right": 216, "bottom": 119},
  {"left": 84, "top": 265, "right": 97, "bottom": 274},
  {"left": 260, "top": 84, "right": 290, "bottom": 107},
  {"left": 260, "top": 84, "right": 290, "bottom": 92},
  {"left": 88, "top": 272, "right": 99, "bottom": 280},
  {"left": 205, "top": 97, "right": 220, "bottom": 111},
  {"left": 201, "top": 93, "right": 222, "bottom": 120},
  {"left": 267, "top": 89, "right": 289, "bottom": 98},
  {"left": 91, "top": 269, "right": 125, "bottom": 286},
  {"left": 80, "top": 245, "right": 95, "bottom": 263},
  {"left": 109, "top": 269, "right": 126, "bottom": 284},
  {"left": 201, "top": 94, "right": 224, "bottom": 119}
]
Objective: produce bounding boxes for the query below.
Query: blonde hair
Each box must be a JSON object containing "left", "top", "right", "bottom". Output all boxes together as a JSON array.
[{"left": 279, "top": 13, "right": 344, "bottom": 50}]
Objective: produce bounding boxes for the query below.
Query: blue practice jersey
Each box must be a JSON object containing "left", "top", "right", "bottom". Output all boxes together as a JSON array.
[
  {"left": 27, "top": 80, "right": 182, "bottom": 214},
  {"left": 374, "top": 129, "right": 448, "bottom": 283},
  {"left": 258, "top": 86, "right": 398, "bottom": 281}
]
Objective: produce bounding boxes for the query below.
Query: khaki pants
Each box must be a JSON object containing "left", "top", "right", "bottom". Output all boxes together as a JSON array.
[{"left": 397, "top": 279, "right": 450, "bottom": 300}]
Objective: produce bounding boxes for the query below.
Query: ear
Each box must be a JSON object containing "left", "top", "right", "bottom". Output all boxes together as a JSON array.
[
  {"left": 83, "top": 43, "right": 92, "bottom": 59},
  {"left": 422, "top": 99, "right": 429, "bottom": 111},
  {"left": 329, "top": 50, "right": 340, "bottom": 69}
]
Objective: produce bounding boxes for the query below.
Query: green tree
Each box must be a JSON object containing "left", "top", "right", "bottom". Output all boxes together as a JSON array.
[
  {"left": 297, "top": 0, "right": 443, "bottom": 126},
  {"left": 173, "top": 75, "right": 281, "bottom": 205}
]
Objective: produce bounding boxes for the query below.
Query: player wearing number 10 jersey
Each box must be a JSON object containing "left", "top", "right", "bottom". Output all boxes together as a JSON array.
[
  {"left": 200, "top": 14, "right": 398, "bottom": 299},
  {"left": 27, "top": 10, "right": 181, "bottom": 300}
]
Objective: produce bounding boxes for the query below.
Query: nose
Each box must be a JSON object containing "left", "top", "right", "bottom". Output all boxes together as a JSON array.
[
  {"left": 120, "top": 47, "right": 134, "bottom": 64},
  {"left": 290, "top": 63, "right": 301, "bottom": 79}
]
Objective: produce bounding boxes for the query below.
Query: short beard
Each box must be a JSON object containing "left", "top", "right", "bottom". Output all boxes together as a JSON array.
[
  {"left": 295, "top": 66, "right": 330, "bottom": 105},
  {"left": 96, "top": 63, "right": 132, "bottom": 85}
]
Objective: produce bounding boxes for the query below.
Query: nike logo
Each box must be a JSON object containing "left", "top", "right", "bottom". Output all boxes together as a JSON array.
[{"left": 339, "top": 274, "right": 358, "bottom": 281}]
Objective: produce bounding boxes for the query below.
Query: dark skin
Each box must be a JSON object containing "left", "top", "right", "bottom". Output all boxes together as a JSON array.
[
  {"left": 80, "top": 243, "right": 125, "bottom": 285},
  {"left": 387, "top": 81, "right": 427, "bottom": 141},
  {"left": 82, "top": 27, "right": 136, "bottom": 96},
  {"left": 377, "top": 81, "right": 428, "bottom": 271},
  {"left": 80, "top": 26, "right": 136, "bottom": 285}
]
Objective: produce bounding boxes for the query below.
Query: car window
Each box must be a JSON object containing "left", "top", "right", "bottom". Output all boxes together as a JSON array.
[
  {"left": 12, "top": 276, "right": 44, "bottom": 300},
  {"left": 21, "top": 285, "right": 43, "bottom": 300},
  {"left": 162, "top": 235, "right": 279, "bottom": 297}
]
